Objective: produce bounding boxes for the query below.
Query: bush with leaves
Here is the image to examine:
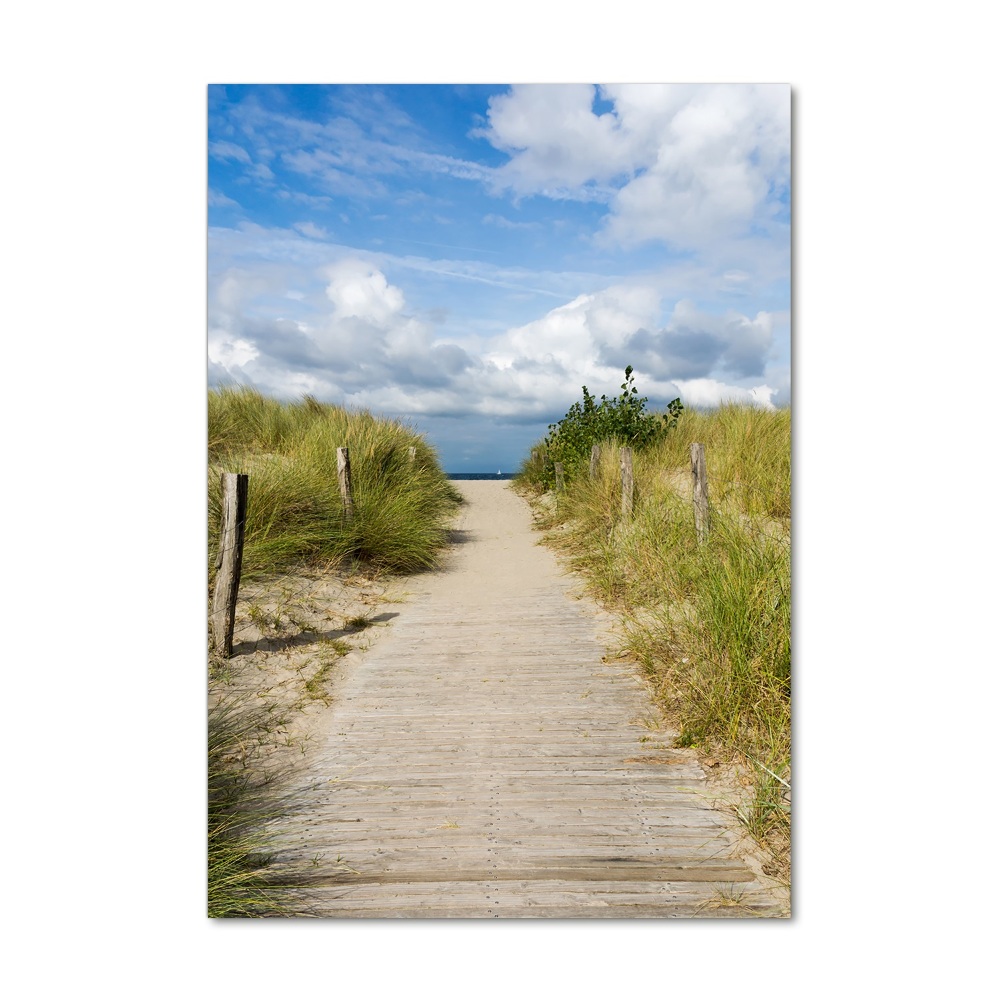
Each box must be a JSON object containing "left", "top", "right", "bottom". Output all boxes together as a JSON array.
[{"left": 528, "top": 367, "right": 683, "bottom": 488}]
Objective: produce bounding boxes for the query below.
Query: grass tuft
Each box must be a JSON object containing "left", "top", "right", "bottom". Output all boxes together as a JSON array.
[{"left": 207, "top": 692, "right": 303, "bottom": 917}]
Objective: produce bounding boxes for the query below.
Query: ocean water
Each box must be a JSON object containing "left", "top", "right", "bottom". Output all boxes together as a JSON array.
[{"left": 448, "top": 472, "right": 517, "bottom": 481}]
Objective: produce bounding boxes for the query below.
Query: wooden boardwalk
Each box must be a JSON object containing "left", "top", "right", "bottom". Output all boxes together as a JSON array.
[{"left": 278, "top": 481, "right": 785, "bottom": 917}]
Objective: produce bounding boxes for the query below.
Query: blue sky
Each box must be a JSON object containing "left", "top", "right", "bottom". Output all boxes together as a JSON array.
[{"left": 208, "top": 84, "right": 790, "bottom": 471}]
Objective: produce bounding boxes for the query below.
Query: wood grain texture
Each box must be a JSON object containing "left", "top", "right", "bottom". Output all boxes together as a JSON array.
[
  {"left": 274, "top": 482, "right": 785, "bottom": 918},
  {"left": 620, "top": 447, "right": 634, "bottom": 519},
  {"left": 336, "top": 446, "right": 354, "bottom": 523},
  {"left": 210, "top": 471, "right": 247, "bottom": 658},
  {"left": 589, "top": 443, "right": 601, "bottom": 480},
  {"left": 691, "top": 442, "right": 709, "bottom": 543}
]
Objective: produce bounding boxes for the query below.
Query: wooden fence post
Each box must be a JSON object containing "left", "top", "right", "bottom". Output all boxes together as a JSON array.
[
  {"left": 691, "top": 442, "right": 709, "bottom": 543},
  {"left": 590, "top": 444, "right": 601, "bottom": 480},
  {"left": 211, "top": 472, "right": 248, "bottom": 658},
  {"left": 620, "top": 447, "right": 634, "bottom": 519},
  {"left": 407, "top": 445, "right": 416, "bottom": 466},
  {"left": 554, "top": 462, "right": 565, "bottom": 493},
  {"left": 337, "top": 446, "right": 354, "bottom": 522}
]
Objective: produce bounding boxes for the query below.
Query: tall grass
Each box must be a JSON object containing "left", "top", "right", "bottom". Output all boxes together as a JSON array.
[
  {"left": 207, "top": 692, "right": 303, "bottom": 917},
  {"left": 516, "top": 404, "right": 791, "bottom": 872},
  {"left": 208, "top": 386, "right": 462, "bottom": 578}
]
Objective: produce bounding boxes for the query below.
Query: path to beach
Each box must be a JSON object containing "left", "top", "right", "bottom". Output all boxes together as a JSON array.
[{"left": 280, "top": 481, "right": 785, "bottom": 917}]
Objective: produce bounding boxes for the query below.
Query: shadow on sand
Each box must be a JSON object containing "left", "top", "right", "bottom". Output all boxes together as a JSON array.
[{"left": 230, "top": 611, "right": 401, "bottom": 657}]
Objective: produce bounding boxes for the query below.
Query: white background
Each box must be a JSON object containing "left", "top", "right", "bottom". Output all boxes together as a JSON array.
[{"left": 4, "top": 2, "right": 995, "bottom": 996}]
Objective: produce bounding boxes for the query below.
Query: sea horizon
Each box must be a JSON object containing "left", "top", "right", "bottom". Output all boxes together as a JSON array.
[{"left": 448, "top": 472, "right": 517, "bottom": 480}]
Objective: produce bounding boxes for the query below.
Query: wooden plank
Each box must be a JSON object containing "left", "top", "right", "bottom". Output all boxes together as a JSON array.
[
  {"left": 318, "top": 865, "right": 758, "bottom": 885},
  {"left": 318, "top": 906, "right": 776, "bottom": 919}
]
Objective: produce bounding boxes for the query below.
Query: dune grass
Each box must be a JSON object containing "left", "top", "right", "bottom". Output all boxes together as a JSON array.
[
  {"left": 208, "top": 385, "right": 462, "bottom": 579},
  {"left": 516, "top": 403, "right": 791, "bottom": 873},
  {"left": 208, "top": 386, "right": 462, "bottom": 916},
  {"left": 207, "top": 692, "right": 303, "bottom": 917}
]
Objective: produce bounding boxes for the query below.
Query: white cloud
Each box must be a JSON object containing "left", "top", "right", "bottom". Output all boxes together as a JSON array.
[
  {"left": 602, "top": 85, "right": 788, "bottom": 248},
  {"left": 477, "top": 84, "right": 632, "bottom": 198},
  {"left": 281, "top": 148, "right": 389, "bottom": 198},
  {"left": 482, "top": 213, "right": 539, "bottom": 230},
  {"left": 208, "top": 188, "right": 240, "bottom": 209},
  {"left": 672, "top": 378, "right": 776, "bottom": 409},
  {"left": 293, "top": 221, "right": 329, "bottom": 240},
  {"left": 275, "top": 189, "right": 333, "bottom": 208},
  {"left": 207, "top": 88, "right": 790, "bottom": 470},
  {"left": 207, "top": 229, "right": 783, "bottom": 440},
  {"left": 477, "top": 83, "right": 789, "bottom": 251},
  {"left": 324, "top": 258, "right": 405, "bottom": 324},
  {"left": 208, "top": 331, "right": 259, "bottom": 368},
  {"left": 249, "top": 162, "right": 275, "bottom": 182},
  {"left": 209, "top": 140, "right": 251, "bottom": 164}
]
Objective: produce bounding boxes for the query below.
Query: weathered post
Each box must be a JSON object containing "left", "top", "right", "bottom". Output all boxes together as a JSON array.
[
  {"left": 211, "top": 472, "right": 248, "bottom": 658},
  {"left": 554, "top": 461, "right": 565, "bottom": 493},
  {"left": 590, "top": 444, "right": 601, "bottom": 480},
  {"left": 337, "top": 446, "right": 354, "bottom": 523},
  {"left": 691, "top": 442, "right": 709, "bottom": 543},
  {"left": 620, "top": 447, "right": 634, "bottom": 519},
  {"left": 407, "top": 445, "right": 417, "bottom": 466}
]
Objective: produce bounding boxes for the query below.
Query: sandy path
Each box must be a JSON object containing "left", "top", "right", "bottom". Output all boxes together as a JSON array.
[{"left": 277, "top": 481, "right": 784, "bottom": 917}]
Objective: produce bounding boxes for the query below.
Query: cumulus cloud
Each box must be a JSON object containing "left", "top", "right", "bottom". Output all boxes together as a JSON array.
[
  {"left": 671, "top": 378, "right": 776, "bottom": 410},
  {"left": 208, "top": 235, "right": 781, "bottom": 445},
  {"left": 475, "top": 84, "right": 632, "bottom": 199},
  {"left": 602, "top": 85, "right": 789, "bottom": 248},
  {"left": 210, "top": 256, "right": 480, "bottom": 409},
  {"left": 477, "top": 83, "right": 789, "bottom": 250},
  {"left": 208, "top": 332, "right": 258, "bottom": 369},
  {"left": 599, "top": 300, "right": 775, "bottom": 381},
  {"left": 324, "top": 259, "right": 405, "bottom": 323},
  {"left": 207, "top": 87, "right": 789, "bottom": 469}
]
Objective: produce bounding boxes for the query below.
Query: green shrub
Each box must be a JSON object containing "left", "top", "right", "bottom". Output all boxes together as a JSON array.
[{"left": 523, "top": 367, "right": 683, "bottom": 489}]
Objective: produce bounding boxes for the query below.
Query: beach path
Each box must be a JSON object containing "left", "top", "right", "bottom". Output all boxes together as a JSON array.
[{"left": 278, "top": 480, "right": 785, "bottom": 917}]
